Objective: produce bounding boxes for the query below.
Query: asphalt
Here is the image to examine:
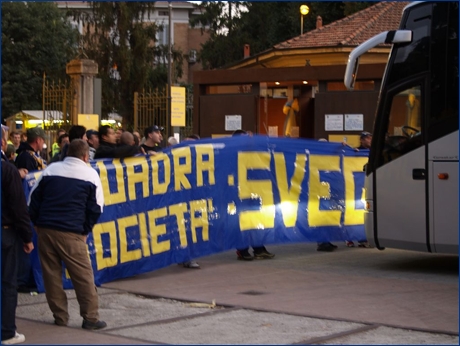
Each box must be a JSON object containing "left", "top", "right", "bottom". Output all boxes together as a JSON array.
[{"left": 15, "top": 243, "right": 459, "bottom": 345}]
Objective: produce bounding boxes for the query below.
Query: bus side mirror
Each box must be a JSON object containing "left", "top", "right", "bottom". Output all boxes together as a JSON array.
[{"left": 344, "top": 30, "right": 412, "bottom": 90}]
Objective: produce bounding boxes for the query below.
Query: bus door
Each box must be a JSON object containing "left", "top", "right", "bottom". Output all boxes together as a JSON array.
[{"left": 373, "top": 83, "right": 428, "bottom": 252}]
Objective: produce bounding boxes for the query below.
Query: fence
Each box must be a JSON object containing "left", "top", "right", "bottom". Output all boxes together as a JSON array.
[
  {"left": 42, "top": 76, "right": 194, "bottom": 157},
  {"left": 134, "top": 85, "right": 194, "bottom": 141},
  {"left": 42, "top": 74, "right": 74, "bottom": 160}
]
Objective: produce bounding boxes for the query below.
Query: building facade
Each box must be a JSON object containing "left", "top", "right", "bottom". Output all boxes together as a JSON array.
[
  {"left": 56, "top": 1, "right": 209, "bottom": 85},
  {"left": 192, "top": 1, "right": 409, "bottom": 145}
]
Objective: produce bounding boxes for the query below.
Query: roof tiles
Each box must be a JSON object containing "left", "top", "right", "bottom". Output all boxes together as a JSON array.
[{"left": 274, "top": 1, "right": 410, "bottom": 50}]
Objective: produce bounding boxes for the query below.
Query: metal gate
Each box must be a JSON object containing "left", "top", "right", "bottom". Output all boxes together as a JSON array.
[
  {"left": 134, "top": 86, "right": 194, "bottom": 140},
  {"left": 42, "top": 73, "right": 74, "bottom": 154},
  {"left": 134, "top": 87, "right": 168, "bottom": 137}
]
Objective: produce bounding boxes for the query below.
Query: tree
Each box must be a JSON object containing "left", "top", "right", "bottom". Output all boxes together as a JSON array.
[
  {"left": 1, "top": 2, "right": 78, "bottom": 120},
  {"left": 190, "top": 2, "right": 248, "bottom": 70},
  {"left": 67, "top": 2, "right": 184, "bottom": 126},
  {"left": 191, "top": 2, "right": 374, "bottom": 70}
]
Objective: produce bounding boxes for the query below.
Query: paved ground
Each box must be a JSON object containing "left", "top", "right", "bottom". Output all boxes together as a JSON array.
[{"left": 16, "top": 243, "right": 458, "bottom": 344}]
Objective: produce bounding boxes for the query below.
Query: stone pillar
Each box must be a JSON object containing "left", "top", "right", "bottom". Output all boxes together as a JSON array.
[{"left": 66, "top": 59, "right": 98, "bottom": 125}]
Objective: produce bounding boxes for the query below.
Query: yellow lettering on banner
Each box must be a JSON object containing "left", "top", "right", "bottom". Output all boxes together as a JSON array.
[
  {"left": 189, "top": 199, "right": 209, "bottom": 242},
  {"left": 148, "top": 208, "right": 170, "bottom": 254},
  {"left": 172, "top": 147, "right": 192, "bottom": 191},
  {"left": 169, "top": 203, "right": 189, "bottom": 247},
  {"left": 137, "top": 212, "right": 151, "bottom": 257},
  {"left": 151, "top": 154, "right": 171, "bottom": 195},
  {"left": 343, "top": 157, "right": 368, "bottom": 225},
  {"left": 95, "top": 160, "right": 127, "bottom": 206},
  {"left": 118, "top": 215, "right": 142, "bottom": 264},
  {"left": 274, "top": 153, "right": 306, "bottom": 227},
  {"left": 195, "top": 145, "right": 216, "bottom": 187},
  {"left": 308, "top": 155, "right": 342, "bottom": 227},
  {"left": 238, "top": 152, "right": 275, "bottom": 230},
  {"left": 92, "top": 221, "right": 118, "bottom": 270},
  {"left": 124, "top": 156, "right": 150, "bottom": 201}
]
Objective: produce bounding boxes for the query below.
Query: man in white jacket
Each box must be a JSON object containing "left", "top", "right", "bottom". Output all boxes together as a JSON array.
[{"left": 28, "top": 139, "right": 106, "bottom": 330}]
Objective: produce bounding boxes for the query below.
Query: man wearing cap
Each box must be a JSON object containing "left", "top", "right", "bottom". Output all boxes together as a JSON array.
[
  {"left": 141, "top": 125, "right": 164, "bottom": 154},
  {"left": 15, "top": 127, "right": 47, "bottom": 173},
  {"left": 358, "top": 132, "right": 372, "bottom": 150},
  {"left": 86, "top": 130, "right": 99, "bottom": 160}
]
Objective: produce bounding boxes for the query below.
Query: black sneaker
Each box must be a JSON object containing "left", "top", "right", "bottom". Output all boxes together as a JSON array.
[
  {"left": 253, "top": 249, "right": 275, "bottom": 259},
  {"left": 17, "top": 285, "right": 36, "bottom": 293},
  {"left": 317, "top": 243, "right": 335, "bottom": 252},
  {"left": 82, "top": 319, "right": 107, "bottom": 330},
  {"left": 236, "top": 250, "right": 254, "bottom": 261}
]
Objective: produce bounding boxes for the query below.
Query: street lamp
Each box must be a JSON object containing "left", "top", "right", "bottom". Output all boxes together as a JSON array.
[{"left": 300, "top": 5, "right": 309, "bottom": 35}]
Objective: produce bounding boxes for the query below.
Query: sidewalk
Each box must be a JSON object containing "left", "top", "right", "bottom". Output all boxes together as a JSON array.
[{"left": 16, "top": 244, "right": 458, "bottom": 344}]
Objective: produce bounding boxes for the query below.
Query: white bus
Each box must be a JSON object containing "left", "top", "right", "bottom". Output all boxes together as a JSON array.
[{"left": 344, "top": 2, "right": 458, "bottom": 254}]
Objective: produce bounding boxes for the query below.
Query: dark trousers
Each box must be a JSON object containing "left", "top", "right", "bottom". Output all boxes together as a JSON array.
[
  {"left": 17, "top": 243, "right": 35, "bottom": 289},
  {"left": 1, "top": 227, "right": 19, "bottom": 341}
]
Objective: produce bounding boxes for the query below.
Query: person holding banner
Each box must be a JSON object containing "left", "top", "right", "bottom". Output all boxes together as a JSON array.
[
  {"left": 141, "top": 125, "right": 164, "bottom": 154},
  {"left": 28, "top": 139, "right": 107, "bottom": 330},
  {"left": 86, "top": 130, "right": 99, "bottom": 160},
  {"left": 345, "top": 132, "right": 373, "bottom": 248},
  {"left": 233, "top": 130, "right": 275, "bottom": 261},
  {"left": 316, "top": 139, "right": 339, "bottom": 252},
  {"left": 94, "top": 125, "right": 141, "bottom": 159},
  {"left": 178, "top": 134, "right": 203, "bottom": 269}
]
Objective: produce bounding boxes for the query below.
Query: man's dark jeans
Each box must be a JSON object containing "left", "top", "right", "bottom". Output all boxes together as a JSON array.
[
  {"left": 17, "top": 242, "right": 35, "bottom": 291},
  {"left": 1, "top": 226, "right": 19, "bottom": 341}
]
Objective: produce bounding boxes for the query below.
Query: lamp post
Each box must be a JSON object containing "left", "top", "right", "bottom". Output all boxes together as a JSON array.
[
  {"left": 300, "top": 5, "right": 309, "bottom": 35},
  {"left": 168, "top": 1, "right": 172, "bottom": 136}
]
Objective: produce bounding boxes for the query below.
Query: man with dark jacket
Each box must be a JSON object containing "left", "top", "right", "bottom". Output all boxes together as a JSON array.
[
  {"left": 15, "top": 127, "right": 47, "bottom": 172},
  {"left": 232, "top": 130, "right": 275, "bottom": 261},
  {"left": 49, "top": 133, "right": 69, "bottom": 164},
  {"left": 14, "top": 127, "right": 46, "bottom": 294},
  {"left": 28, "top": 139, "right": 107, "bottom": 330},
  {"left": 94, "top": 125, "right": 141, "bottom": 159},
  {"left": 59, "top": 125, "right": 87, "bottom": 161},
  {"left": 1, "top": 125, "right": 34, "bottom": 345},
  {"left": 141, "top": 125, "right": 164, "bottom": 153}
]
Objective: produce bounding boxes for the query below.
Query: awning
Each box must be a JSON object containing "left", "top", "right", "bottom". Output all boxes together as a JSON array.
[{"left": 5, "top": 110, "right": 65, "bottom": 122}]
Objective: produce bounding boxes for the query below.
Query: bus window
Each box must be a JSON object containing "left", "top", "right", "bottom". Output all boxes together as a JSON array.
[
  {"left": 428, "top": 2, "right": 459, "bottom": 141},
  {"left": 381, "top": 85, "right": 422, "bottom": 164}
]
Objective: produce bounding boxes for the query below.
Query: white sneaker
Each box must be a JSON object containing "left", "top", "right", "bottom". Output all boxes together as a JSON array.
[
  {"left": 183, "top": 260, "right": 200, "bottom": 269},
  {"left": 2, "top": 332, "right": 25, "bottom": 345}
]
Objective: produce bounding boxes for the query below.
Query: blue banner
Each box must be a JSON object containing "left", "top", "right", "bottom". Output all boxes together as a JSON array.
[{"left": 24, "top": 136, "right": 369, "bottom": 292}]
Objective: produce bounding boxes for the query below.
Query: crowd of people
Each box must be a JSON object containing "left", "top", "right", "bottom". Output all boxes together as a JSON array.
[{"left": 1, "top": 124, "right": 372, "bottom": 344}]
